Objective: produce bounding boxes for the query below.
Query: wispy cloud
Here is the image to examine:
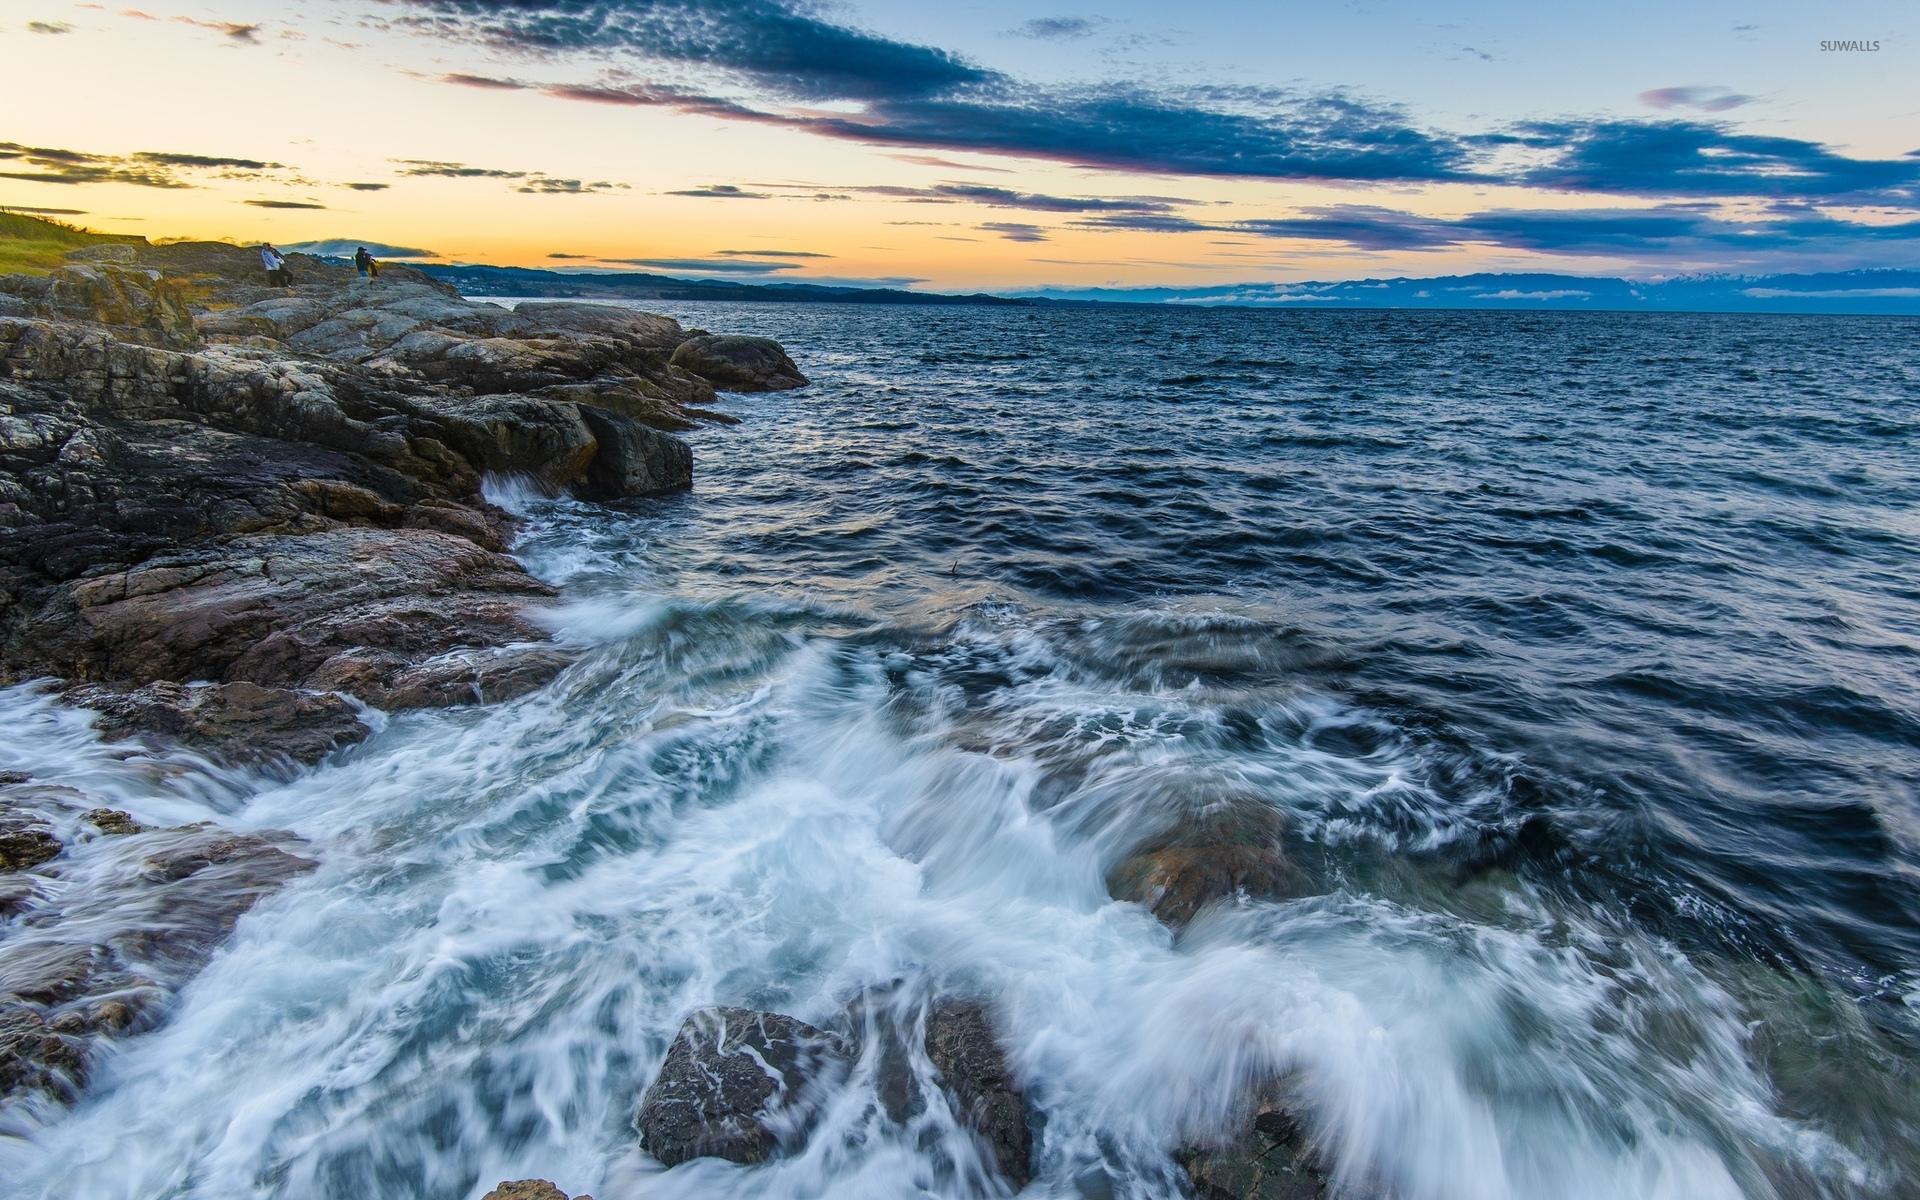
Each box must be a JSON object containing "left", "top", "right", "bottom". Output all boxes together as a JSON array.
[
  {"left": 0, "top": 141, "right": 287, "bottom": 188},
  {"left": 1008, "top": 17, "right": 1097, "bottom": 40},
  {"left": 27, "top": 20, "right": 73, "bottom": 33},
  {"left": 664, "top": 184, "right": 771, "bottom": 198},
  {"left": 980, "top": 221, "right": 1049, "bottom": 242},
  {"left": 244, "top": 199, "right": 325, "bottom": 208},
  {"left": 609, "top": 257, "right": 804, "bottom": 272},
  {"left": 1639, "top": 86, "right": 1753, "bottom": 113}
]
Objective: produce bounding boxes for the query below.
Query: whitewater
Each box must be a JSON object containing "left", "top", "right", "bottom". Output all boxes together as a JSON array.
[{"left": 3, "top": 303, "right": 1916, "bottom": 1199}]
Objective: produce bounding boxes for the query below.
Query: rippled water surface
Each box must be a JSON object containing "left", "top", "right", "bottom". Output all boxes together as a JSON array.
[{"left": 4, "top": 305, "right": 1919, "bottom": 1199}]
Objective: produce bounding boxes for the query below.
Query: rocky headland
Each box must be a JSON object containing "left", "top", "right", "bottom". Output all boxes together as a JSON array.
[
  {"left": 2, "top": 228, "right": 1320, "bottom": 1194},
  {"left": 0, "top": 233, "right": 804, "bottom": 1116}
]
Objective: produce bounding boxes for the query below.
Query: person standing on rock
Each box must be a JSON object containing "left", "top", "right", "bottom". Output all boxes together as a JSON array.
[
  {"left": 259, "top": 242, "right": 289, "bottom": 287},
  {"left": 354, "top": 246, "right": 380, "bottom": 281}
]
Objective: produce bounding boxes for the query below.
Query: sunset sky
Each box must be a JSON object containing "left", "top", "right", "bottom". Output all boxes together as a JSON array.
[{"left": 2, "top": 0, "right": 1915, "bottom": 290}]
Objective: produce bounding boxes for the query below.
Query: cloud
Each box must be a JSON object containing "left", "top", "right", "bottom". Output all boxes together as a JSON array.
[
  {"left": 1639, "top": 86, "right": 1753, "bottom": 113},
  {"left": 135, "top": 150, "right": 281, "bottom": 169},
  {"left": 1009, "top": 17, "right": 1096, "bottom": 39},
  {"left": 859, "top": 184, "right": 1187, "bottom": 213},
  {"left": 1512, "top": 120, "right": 1920, "bottom": 204},
  {"left": 283, "top": 239, "right": 437, "bottom": 257},
  {"left": 394, "top": 159, "right": 524, "bottom": 178},
  {"left": 444, "top": 72, "right": 526, "bottom": 89},
  {"left": 344, "top": 182, "right": 390, "bottom": 190},
  {"left": 400, "top": 0, "right": 1920, "bottom": 216},
  {"left": 664, "top": 184, "right": 771, "bottom": 198},
  {"left": 168, "top": 15, "right": 260, "bottom": 41},
  {"left": 886, "top": 154, "right": 1013, "bottom": 173},
  {"left": 27, "top": 20, "right": 73, "bottom": 33},
  {"left": 608, "top": 257, "right": 805, "bottom": 272},
  {"left": 244, "top": 199, "right": 326, "bottom": 208},
  {"left": 548, "top": 252, "right": 590, "bottom": 258},
  {"left": 1, "top": 205, "right": 86, "bottom": 214},
  {"left": 979, "top": 221, "right": 1048, "bottom": 241},
  {"left": 515, "top": 177, "right": 622, "bottom": 193},
  {"left": 714, "top": 248, "right": 830, "bottom": 257}
]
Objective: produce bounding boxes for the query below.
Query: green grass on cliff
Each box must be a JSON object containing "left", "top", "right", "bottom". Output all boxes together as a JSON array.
[{"left": 0, "top": 210, "right": 146, "bottom": 276}]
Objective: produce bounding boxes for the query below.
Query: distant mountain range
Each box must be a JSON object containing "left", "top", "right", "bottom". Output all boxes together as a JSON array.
[{"left": 412, "top": 263, "right": 1920, "bottom": 315}]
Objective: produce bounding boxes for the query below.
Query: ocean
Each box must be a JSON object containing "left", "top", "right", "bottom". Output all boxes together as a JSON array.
[{"left": 4, "top": 303, "right": 1918, "bottom": 1198}]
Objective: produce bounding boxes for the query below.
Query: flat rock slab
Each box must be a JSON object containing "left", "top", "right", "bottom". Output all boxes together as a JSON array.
[
  {"left": 66, "top": 679, "right": 369, "bottom": 766},
  {"left": 637, "top": 1006, "right": 852, "bottom": 1168}
]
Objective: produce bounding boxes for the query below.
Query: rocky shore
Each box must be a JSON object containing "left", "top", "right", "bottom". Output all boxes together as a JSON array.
[
  {"left": 0, "top": 236, "right": 805, "bottom": 1119},
  {"left": 3, "top": 232, "right": 1324, "bottom": 1194}
]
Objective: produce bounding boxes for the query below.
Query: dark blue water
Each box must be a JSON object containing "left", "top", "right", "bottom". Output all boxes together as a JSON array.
[{"left": 8, "top": 304, "right": 1919, "bottom": 1199}]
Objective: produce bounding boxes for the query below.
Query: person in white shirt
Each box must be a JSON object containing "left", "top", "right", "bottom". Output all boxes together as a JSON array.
[{"left": 259, "top": 243, "right": 289, "bottom": 286}]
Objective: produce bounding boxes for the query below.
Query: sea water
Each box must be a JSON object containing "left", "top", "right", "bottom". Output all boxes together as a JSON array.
[{"left": 2, "top": 304, "right": 1917, "bottom": 1199}]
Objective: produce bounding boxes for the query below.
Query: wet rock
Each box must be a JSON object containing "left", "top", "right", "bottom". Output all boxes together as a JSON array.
[
  {"left": 83, "top": 808, "right": 143, "bottom": 835},
  {"left": 576, "top": 404, "right": 693, "bottom": 498},
  {"left": 67, "top": 680, "right": 369, "bottom": 766},
  {"left": 0, "top": 824, "right": 315, "bottom": 1105},
  {"left": 0, "top": 826, "right": 61, "bottom": 872},
  {"left": 1179, "top": 1102, "right": 1329, "bottom": 1200},
  {"left": 482, "top": 1182, "right": 589, "bottom": 1200},
  {"left": 1107, "top": 800, "right": 1297, "bottom": 927},
  {"left": 636, "top": 1006, "right": 852, "bottom": 1168},
  {"left": 925, "top": 1002, "right": 1032, "bottom": 1187},
  {"left": 0, "top": 771, "right": 30, "bottom": 785},
  {"left": 425, "top": 394, "right": 599, "bottom": 490},
  {"left": 669, "top": 335, "right": 808, "bottom": 392},
  {"left": 309, "top": 644, "right": 573, "bottom": 710},
  {"left": 8, "top": 527, "right": 554, "bottom": 690}
]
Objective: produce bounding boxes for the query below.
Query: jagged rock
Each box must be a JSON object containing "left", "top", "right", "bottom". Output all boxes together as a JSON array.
[
  {"left": 482, "top": 1182, "right": 589, "bottom": 1200},
  {"left": 670, "top": 334, "right": 808, "bottom": 392},
  {"left": 1107, "top": 799, "right": 1297, "bottom": 927},
  {"left": 7, "top": 527, "right": 554, "bottom": 690},
  {"left": 0, "top": 823, "right": 314, "bottom": 1104},
  {"left": 66, "top": 680, "right": 369, "bottom": 766},
  {"left": 1179, "top": 1101, "right": 1329, "bottom": 1200},
  {"left": 636, "top": 1007, "right": 852, "bottom": 1168},
  {"left": 0, "top": 824, "right": 61, "bottom": 872},
  {"left": 307, "top": 644, "right": 573, "bottom": 709},
  {"left": 38, "top": 265, "right": 195, "bottom": 350},
  {"left": 82, "top": 809, "right": 143, "bottom": 835},
  {"left": 425, "top": 394, "right": 599, "bottom": 489},
  {"left": 577, "top": 404, "right": 693, "bottom": 498},
  {"left": 924, "top": 1002, "right": 1032, "bottom": 1187}
]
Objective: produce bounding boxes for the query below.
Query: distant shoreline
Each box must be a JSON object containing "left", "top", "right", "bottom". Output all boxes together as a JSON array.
[{"left": 408, "top": 260, "right": 1920, "bottom": 316}]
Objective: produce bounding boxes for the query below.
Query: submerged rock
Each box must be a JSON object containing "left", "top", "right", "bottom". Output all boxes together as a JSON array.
[
  {"left": 0, "top": 823, "right": 315, "bottom": 1105},
  {"left": 67, "top": 680, "right": 368, "bottom": 766},
  {"left": 636, "top": 1006, "right": 852, "bottom": 1168},
  {"left": 1180, "top": 1103, "right": 1329, "bottom": 1200},
  {"left": 82, "top": 808, "right": 142, "bottom": 835},
  {"left": 482, "top": 1182, "right": 590, "bottom": 1200},
  {"left": 0, "top": 822, "right": 61, "bottom": 872},
  {"left": 669, "top": 334, "right": 809, "bottom": 392},
  {"left": 1107, "top": 799, "right": 1298, "bottom": 927},
  {"left": 924, "top": 1002, "right": 1033, "bottom": 1187}
]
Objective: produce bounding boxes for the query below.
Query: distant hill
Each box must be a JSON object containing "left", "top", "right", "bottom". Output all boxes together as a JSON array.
[
  {"left": 1012, "top": 271, "right": 1920, "bottom": 315},
  {"left": 414, "top": 264, "right": 1031, "bottom": 306}
]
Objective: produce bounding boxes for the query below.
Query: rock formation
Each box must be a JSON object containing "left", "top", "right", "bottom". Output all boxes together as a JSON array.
[
  {"left": 1, "top": 778, "right": 317, "bottom": 1106},
  {"left": 1, "top": 237, "right": 805, "bottom": 742},
  {"left": 0, "top": 231, "right": 806, "bottom": 1112},
  {"left": 636, "top": 998, "right": 1031, "bottom": 1186},
  {"left": 637, "top": 1006, "right": 853, "bottom": 1167},
  {"left": 1107, "top": 796, "right": 1299, "bottom": 928}
]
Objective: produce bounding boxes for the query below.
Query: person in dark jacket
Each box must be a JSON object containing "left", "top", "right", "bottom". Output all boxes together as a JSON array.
[{"left": 354, "top": 246, "right": 379, "bottom": 280}]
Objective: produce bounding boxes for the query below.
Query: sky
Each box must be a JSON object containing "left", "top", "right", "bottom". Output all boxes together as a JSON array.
[{"left": 1, "top": 0, "right": 1916, "bottom": 290}]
